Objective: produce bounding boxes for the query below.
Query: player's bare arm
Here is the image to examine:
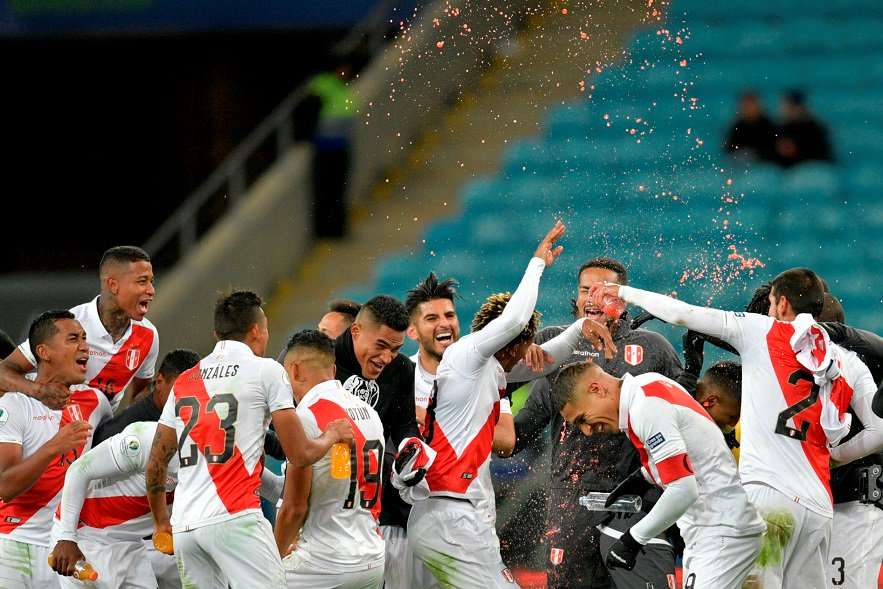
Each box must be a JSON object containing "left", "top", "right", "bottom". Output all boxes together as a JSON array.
[
  {"left": 271, "top": 408, "right": 353, "bottom": 467},
  {"left": 493, "top": 411, "right": 515, "bottom": 457},
  {"left": 0, "top": 349, "right": 70, "bottom": 409},
  {"left": 0, "top": 422, "right": 91, "bottom": 502},
  {"left": 274, "top": 463, "right": 312, "bottom": 557},
  {"left": 146, "top": 423, "right": 177, "bottom": 536}
]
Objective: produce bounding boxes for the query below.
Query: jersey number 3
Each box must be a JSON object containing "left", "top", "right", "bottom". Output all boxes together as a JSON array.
[
  {"left": 176, "top": 394, "right": 239, "bottom": 467},
  {"left": 775, "top": 370, "right": 819, "bottom": 442}
]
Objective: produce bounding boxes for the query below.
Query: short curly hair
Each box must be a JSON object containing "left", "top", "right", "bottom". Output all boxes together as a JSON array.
[{"left": 471, "top": 292, "right": 541, "bottom": 347}]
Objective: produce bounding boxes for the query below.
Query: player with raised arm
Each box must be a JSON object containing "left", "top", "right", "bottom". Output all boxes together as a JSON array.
[
  {"left": 590, "top": 268, "right": 883, "bottom": 588},
  {"left": 0, "top": 246, "right": 159, "bottom": 411},
  {"left": 145, "top": 291, "right": 352, "bottom": 589},
  {"left": 276, "top": 330, "right": 386, "bottom": 589},
  {"left": 405, "top": 221, "right": 598, "bottom": 589},
  {"left": 0, "top": 311, "right": 112, "bottom": 587},
  {"left": 552, "top": 362, "right": 766, "bottom": 588}
]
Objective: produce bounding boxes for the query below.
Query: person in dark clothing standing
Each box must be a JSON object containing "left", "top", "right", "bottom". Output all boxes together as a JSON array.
[
  {"left": 724, "top": 91, "right": 778, "bottom": 162},
  {"left": 330, "top": 295, "right": 427, "bottom": 589},
  {"left": 512, "top": 257, "right": 685, "bottom": 589},
  {"left": 776, "top": 89, "right": 834, "bottom": 167}
]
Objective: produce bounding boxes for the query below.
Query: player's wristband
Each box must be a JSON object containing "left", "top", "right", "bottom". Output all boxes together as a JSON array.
[{"left": 499, "top": 398, "right": 512, "bottom": 415}]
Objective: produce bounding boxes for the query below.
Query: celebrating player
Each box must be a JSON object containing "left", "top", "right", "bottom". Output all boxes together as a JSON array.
[
  {"left": 276, "top": 330, "right": 386, "bottom": 588},
  {"left": 145, "top": 291, "right": 352, "bottom": 589},
  {"left": 407, "top": 221, "right": 597, "bottom": 588},
  {"left": 0, "top": 246, "right": 159, "bottom": 410},
  {"left": 590, "top": 268, "right": 883, "bottom": 588},
  {"left": 0, "top": 311, "right": 112, "bottom": 587},
  {"left": 552, "top": 362, "right": 766, "bottom": 588}
]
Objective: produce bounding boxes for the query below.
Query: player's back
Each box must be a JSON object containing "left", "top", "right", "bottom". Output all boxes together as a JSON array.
[
  {"left": 296, "top": 380, "right": 385, "bottom": 570},
  {"left": 159, "top": 339, "right": 294, "bottom": 531},
  {"left": 423, "top": 332, "right": 503, "bottom": 507},
  {"left": 626, "top": 374, "right": 765, "bottom": 536},
  {"left": 736, "top": 315, "right": 840, "bottom": 518}
]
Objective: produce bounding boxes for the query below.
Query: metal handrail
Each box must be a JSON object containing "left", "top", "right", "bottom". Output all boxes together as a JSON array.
[{"left": 142, "top": 1, "right": 406, "bottom": 264}]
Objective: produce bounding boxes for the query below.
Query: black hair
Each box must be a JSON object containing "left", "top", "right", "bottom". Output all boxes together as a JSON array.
[
  {"left": 745, "top": 283, "right": 772, "bottom": 315},
  {"left": 214, "top": 290, "right": 264, "bottom": 341},
  {"left": 285, "top": 329, "right": 336, "bottom": 360},
  {"left": 819, "top": 294, "right": 845, "bottom": 323},
  {"left": 551, "top": 361, "right": 595, "bottom": 412},
  {"left": 359, "top": 295, "right": 409, "bottom": 332},
  {"left": 328, "top": 299, "right": 361, "bottom": 320},
  {"left": 0, "top": 329, "right": 15, "bottom": 360},
  {"left": 99, "top": 246, "right": 151, "bottom": 273},
  {"left": 28, "top": 310, "right": 76, "bottom": 363},
  {"left": 578, "top": 257, "right": 628, "bottom": 285},
  {"left": 699, "top": 361, "right": 742, "bottom": 403},
  {"left": 405, "top": 273, "right": 459, "bottom": 317},
  {"left": 158, "top": 349, "right": 201, "bottom": 378},
  {"left": 770, "top": 268, "right": 825, "bottom": 318}
]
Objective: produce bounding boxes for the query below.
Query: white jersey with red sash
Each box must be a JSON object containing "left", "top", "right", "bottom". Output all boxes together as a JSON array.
[
  {"left": 619, "top": 372, "right": 765, "bottom": 536},
  {"left": 0, "top": 386, "right": 111, "bottom": 546},
  {"left": 158, "top": 339, "right": 294, "bottom": 532},
  {"left": 294, "top": 380, "right": 385, "bottom": 572},
  {"left": 18, "top": 297, "right": 159, "bottom": 410}
]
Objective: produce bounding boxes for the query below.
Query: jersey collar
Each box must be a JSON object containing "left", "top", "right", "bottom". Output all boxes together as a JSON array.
[
  {"left": 212, "top": 339, "right": 255, "bottom": 358},
  {"left": 89, "top": 296, "right": 133, "bottom": 343},
  {"left": 300, "top": 379, "right": 343, "bottom": 407},
  {"left": 618, "top": 373, "right": 636, "bottom": 432}
]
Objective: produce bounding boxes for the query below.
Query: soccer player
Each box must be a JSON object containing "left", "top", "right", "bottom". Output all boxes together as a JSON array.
[
  {"left": 589, "top": 268, "right": 882, "bottom": 588},
  {"left": 319, "top": 299, "right": 362, "bottom": 339},
  {"left": 276, "top": 330, "right": 386, "bottom": 588},
  {"left": 0, "top": 246, "right": 159, "bottom": 410},
  {"left": 408, "top": 221, "right": 596, "bottom": 588},
  {"left": 145, "top": 291, "right": 353, "bottom": 589},
  {"left": 0, "top": 311, "right": 112, "bottom": 587},
  {"left": 331, "top": 295, "right": 420, "bottom": 589},
  {"left": 694, "top": 361, "right": 742, "bottom": 433},
  {"left": 552, "top": 362, "right": 766, "bottom": 588},
  {"left": 511, "top": 257, "right": 685, "bottom": 589}
]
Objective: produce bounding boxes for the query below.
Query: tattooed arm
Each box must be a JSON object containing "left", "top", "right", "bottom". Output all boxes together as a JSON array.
[{"left": 146, "top": 423, "right": 177, "bottom": 540}]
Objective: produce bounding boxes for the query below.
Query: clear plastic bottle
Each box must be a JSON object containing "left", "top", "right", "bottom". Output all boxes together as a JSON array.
[
  {"left": 48, "top": 554, "right": 99, "bottom": 581},
  {"left": 153, "top": 531, "right": 174, "bottom": 555},
  {"left": 578, "top": 492, "right": 642, "bottom": 513},
  {"left": 330, "top": 442, "right": 351, "bottom": 479}
]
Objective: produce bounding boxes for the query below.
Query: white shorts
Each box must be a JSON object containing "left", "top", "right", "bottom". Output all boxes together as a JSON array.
[
  {"left": 408, "top": 497, "right": 519, "bottom": 589},
  {"left": 55, "top": 536, "right": 157, "bottom": 589},
  {"left": 745, "top": 483, "right": 832, "bottom": 589},
  {"left": 381, "top": 525, "right": 440, "bottom": 589},
  {"left": 143, "top": 538, "right": 181, "bottom": 589},
  {"left": 828, "top": 501, "right": 883, "bottom": 588},
  {"left": 173, "top": 512, "right": 284, "bottom": 589},
  {"left": 680, "top": 527, "right": 762, "bottom": 589},
  {"left": 283, "top": 550, "right": 383, "bottom": 589},
  {"left": 0, "top": 537, "right": 55, "bottom": 589}
]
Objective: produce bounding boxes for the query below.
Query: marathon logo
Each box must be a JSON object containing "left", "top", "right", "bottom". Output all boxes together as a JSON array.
[{"left": 647, "top": 432, "right": 666, "bottom": 450}]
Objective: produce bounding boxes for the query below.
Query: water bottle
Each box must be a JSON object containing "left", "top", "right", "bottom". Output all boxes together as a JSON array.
[
  {"left": 48, "top": 554, "right": 99, "bottom": 581},
  {"left": 578, "top": 492, "right": 642, "bottom": 513},
  {"left": 330, "top": 442, "right": 351, "bottom": 479},
  {"left": 153, "top": 531, "right": 174, "bottom": 555},
  {"left": 602, "top": 296, "right": 626, "bottom": 319}
]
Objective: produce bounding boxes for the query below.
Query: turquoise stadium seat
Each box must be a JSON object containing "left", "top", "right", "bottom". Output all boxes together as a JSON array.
[{"left": 333, "top": 0, "right": 883, "bottom": 346}]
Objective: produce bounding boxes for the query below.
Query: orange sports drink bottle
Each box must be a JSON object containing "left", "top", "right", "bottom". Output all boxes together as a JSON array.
[
  {"left": 47, "top": 554, "right": 99, "bottom": 582},
  {"left": 330, "top": 442, "right": 351, "bottom": 479},
  {"left": 153, "top": 531, "right": 174, "bottom": 555}
]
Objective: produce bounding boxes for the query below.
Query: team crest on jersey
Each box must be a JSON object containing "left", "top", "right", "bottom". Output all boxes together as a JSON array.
[
  {"left": 125, "top": 348, "right": 141, "bottom": 371},
  {"left": 624, "top": 344, "right": 644, "bottom": 366},
  {"left": 342, "top": 375, "right": 380, "bottom": 407},
  {"left": 549, "top": 548, "right": 564, "bottom": 565},
  {"left": 0, "top": 408, "right": 7, "bottom": 426}
]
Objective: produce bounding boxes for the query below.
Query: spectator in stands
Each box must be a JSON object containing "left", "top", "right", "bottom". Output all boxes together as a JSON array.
[
  {"left": 776, "top": 89, "right": 833, "bottom": 167},
  {"left": 0, "top": 330, "right": 14, "bottom": 360},
  {"left": 724, "top": 91, "right": 777, "bottom": 162}
]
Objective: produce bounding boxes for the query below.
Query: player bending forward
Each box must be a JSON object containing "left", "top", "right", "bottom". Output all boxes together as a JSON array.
[
  {"left": 276, "top": 330, "right": 386, "bottom": 589},
  {"left": 146, "top": 291, "right": 352, "bottom": 589},
  {"left": 404, "top": 222, "right": 599, "bottom": 589},
  {"left": 553, "top": 362, "right": 766, "bottom": 588}
]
